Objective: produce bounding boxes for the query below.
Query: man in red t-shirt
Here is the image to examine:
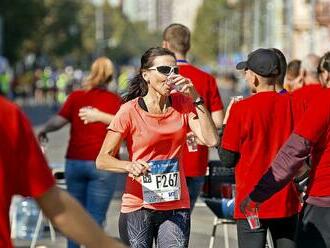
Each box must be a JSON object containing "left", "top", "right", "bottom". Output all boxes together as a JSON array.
[
  {"left": 220, "top": 49, "right": 301, "bottom": 248},
  {"left": 291, "top": 54, "right": 323, "bottom": 123},
  {"left": 162, "top": 23, "right": 224, "bottom": 210},
  {"left": 0, "top": 97, "right": 125, "bottom": 248},
  {"left": 290, "top": 54, "right": 324, "bottom": 182},
  {"left": 242, "top": 88, "right": 330, "bottom": 248}
]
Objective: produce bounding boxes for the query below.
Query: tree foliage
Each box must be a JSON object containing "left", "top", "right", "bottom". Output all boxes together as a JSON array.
[
  {"left": 192, "top": 0, "right": 244, "bottom": 65},
  {"left": 1, "top": 0, "right": 161, "bottom": 66},
  {"left": 0, "top": 0, "right": 46, "bottom": 63}
]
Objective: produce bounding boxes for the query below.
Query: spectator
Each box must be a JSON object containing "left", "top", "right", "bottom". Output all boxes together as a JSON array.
[
  {"left": 285, "top": 59, "right": 301, "bottom": 92},
  {"left": 291, "top": 54, "right": 323, "bottom": 124},
  {"left": 0, "top": 96, "right": 126, "bottom": 248},
  {"left": 162, "top": 23, "right": 224, "bottom": 210},
  {"left": 318, "top": 51, "right": 330, "bottom": 88},
  {"left": 38, "top": 57, "right": 122, "bottom": 248},
  {"left": 242, "top": 88, "right": 330, "bottom": 248},
  {"left": 219, "top": 48, "right": 301, "bottom": 248}
]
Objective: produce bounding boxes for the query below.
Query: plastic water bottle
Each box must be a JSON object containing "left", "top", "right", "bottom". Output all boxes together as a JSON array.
[{"left": 15, "top": 197, "right": 42, "bottom": 240}]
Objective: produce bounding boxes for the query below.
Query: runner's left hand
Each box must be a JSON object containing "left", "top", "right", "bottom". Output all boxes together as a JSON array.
[{"left": 129, "top": 160, "right": 150, "bottom": 178}]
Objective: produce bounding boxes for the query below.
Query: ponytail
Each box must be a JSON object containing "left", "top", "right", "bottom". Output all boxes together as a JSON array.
[{"left": 123, "top": 73, "right": 148, "bottom": 102}]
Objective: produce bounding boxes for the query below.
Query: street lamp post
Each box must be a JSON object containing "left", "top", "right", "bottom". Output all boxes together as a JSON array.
[
  {"left": 91, "top": 0, "right": 105, "bottom": 56},
  {"left": 310, "top": 0, "right": 316, "bottom": 53},
  {"left": 286, "top": 0, "right": 294, "bottom": 60},
  {"left": 253, "top": 0, "right": 260, "bottom": 50}
]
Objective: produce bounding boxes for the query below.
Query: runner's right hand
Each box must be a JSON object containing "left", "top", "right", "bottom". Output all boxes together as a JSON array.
[{"left": 128, "top": 160, "right": 150, "bottom": 177}]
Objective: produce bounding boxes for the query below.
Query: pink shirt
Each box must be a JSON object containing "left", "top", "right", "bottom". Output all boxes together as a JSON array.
[{"left": 109, "top": 93, "right": 195, "bottom": 213}]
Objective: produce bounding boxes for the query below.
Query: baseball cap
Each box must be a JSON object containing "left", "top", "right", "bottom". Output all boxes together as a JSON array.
[{"left": 236, "top": 48, "right": 280, "bottom": 77}]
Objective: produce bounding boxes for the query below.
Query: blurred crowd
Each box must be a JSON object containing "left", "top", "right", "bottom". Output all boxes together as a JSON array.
[{"left": 0, "top": 58, "right": 140, "bottom": 106}]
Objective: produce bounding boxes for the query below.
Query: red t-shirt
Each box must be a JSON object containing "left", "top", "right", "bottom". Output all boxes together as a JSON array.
[
  {"left": 291, "top": 84, "right": 324, "bottom": 124},
  {"left": 0, "top": 97, "right": 55, "bottom": 248},
  {"left": 108, "top": 93, "right": 195, "bottom": 213},
  {"left": 295, "top": 89, "right": 330, "bottom": 197},
  {"left": 179, "top": 64, "right": 224, "bottom": 176},
  {"left": 58, "top": 88, "right": 121, "bottom": 160},
  {"left": 221, "top": 92, "right": 301, "bottom": 219}
]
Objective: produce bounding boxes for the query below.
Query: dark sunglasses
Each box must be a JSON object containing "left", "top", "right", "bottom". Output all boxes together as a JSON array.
[{"left": 148, "top": 66, "right": 179, "bottom": 76}]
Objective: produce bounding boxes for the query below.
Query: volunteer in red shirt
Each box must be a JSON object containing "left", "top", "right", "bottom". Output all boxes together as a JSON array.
[
  {"left": 96, "top": 47, "right": 219, "bottom": 248},
  {"left": 220, "top": 49, "right": 301, "bottom": 248},
  {"left": 289, "top": 54, "right": 324, "bottom": 184},
  {"left": 38, "top": 57, "right": 121, "bottom": 248},
  {"left": 318, "top": 51, "right": 330, "bottom": 88},
  {"left": 284, "top": 59, "right": 301, "bottom": 92},
  {"left": 291, "top": 54, "right": 324, "bottom": 123},
  {"left": 162, "top": 23, "right": 224, "bottom": 210},
  {"left": 0, "top": 97, "right": 126, "bottom": 248},
  {"left": 242, "top": 88, "right": 330, "bottom": 248}
]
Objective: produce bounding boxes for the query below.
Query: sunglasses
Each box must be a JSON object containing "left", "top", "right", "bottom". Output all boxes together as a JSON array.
[{"left": 148, "top": 66, "right": 179, "bottom": 76}]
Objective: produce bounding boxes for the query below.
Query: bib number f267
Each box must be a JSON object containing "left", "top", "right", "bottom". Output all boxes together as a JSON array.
[{"left": 142, "top": 158, "right": 181, "bottom": 204}]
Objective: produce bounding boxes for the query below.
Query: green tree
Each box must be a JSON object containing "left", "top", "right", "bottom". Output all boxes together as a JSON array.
[
  {"left": 31, "top": 0, "right": 84, "bottom": 67},
  {"left": 102, "top": 3, "right": 162, "bottom": 65},
  {"left": 1, "top": 0, "right": 162, "bottom": 67},
  {"left": 192, "top": 0, "right": 246, "bottom": 66},
  {"left": 0, "top": 0, "right": 46, "bottom": 63}
]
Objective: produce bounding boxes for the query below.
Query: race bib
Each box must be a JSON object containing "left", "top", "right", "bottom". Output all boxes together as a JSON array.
[{"left": 142, "top": 158, "right": 181, "bottom": 204}]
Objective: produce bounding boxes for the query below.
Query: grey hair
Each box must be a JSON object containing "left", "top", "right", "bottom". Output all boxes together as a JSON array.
[{"left": 300, "top": 54, "right": 320, "bottom": 77}]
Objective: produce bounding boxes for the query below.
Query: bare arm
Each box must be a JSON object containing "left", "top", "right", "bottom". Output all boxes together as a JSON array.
[
  {"left": 79, "top": 107, "right": 115, "bottom": 125},
  {"left": 211, "top": 109, "right": 224, "bottom": 129},
  {"left": 38, "top": 115, "right": 69, "bottom": 142},
  {"left": 36, "top": 186, "right": 127, "bottom": 248},
  {"left": 188, "top": 103, "right": 219, "bottom": 147},
  {"left": 96, "top": 131, "right": 149, "bottom": 177},
  {"left": 189, "top": 109, "right": 223, "bottom": 146}
]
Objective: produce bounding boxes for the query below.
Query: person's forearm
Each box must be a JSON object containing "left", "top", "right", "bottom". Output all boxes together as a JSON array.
[
  {"left": 37, "top": 187, "right": 126, "bottom": 248},
  {"left": 195, "top": 104, "right": 219, "bottom": 147},
  {"left": 250, "top": 133, "right": 311, "bottom": 203},
  {"left": 96, "top": 149, "right": 130, "bottom": 173},
  {"left": 41, "top": 115, "right": 68, "bottom": 133},
  {"left": 211, "top": 110, "right": 224, "bottom": 129},
  {"left": 96, "top": 112, "right": 115, "bottom": 125}
]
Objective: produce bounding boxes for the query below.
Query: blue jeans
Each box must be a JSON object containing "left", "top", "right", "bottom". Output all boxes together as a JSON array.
[
  {"left": 186, "top": 176, "right": 205, "bottom": 211},
  {"left": 65, "top": 159, "right": 118, "bottom": 248},
  {"left": 119, "top": 208, "right": 191, "bottom": 248}
]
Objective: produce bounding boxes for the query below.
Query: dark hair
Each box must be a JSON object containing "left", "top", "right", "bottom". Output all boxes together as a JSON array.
[
  {"left": 287, "top": 59, "right": 301, "bottom": 78},
  {"left": 318, "top": 51, "right": 330, "bottom": 74},
  {"left": 163, "top": 23, "right": 191, "bottom": 55},
  {"left": 123, "top": 47, "right": 176, "bottom": 102},
  {"left": 270, "top": 48, "right": 287, "bottom": 86}
]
